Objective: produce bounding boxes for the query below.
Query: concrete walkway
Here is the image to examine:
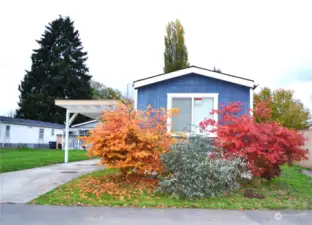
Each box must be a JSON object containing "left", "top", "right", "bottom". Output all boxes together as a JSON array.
[
  {"left": 0, "top": 159, "right": 102, "bottom": 203},
  {"left": 1, "top": 204, "right": 311, "bottom": 225}
]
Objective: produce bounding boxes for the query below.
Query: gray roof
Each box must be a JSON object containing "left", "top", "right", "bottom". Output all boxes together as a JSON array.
[{"left": 0, "top": 116, "right": 64, "bottom": 129}]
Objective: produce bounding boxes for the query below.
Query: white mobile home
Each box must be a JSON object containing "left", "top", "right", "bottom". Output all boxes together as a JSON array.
[{"left": 0, "top": 116, "right": 64, "bottom": 148}]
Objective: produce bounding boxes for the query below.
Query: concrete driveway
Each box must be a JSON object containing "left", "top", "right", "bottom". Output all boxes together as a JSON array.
[
  {"left": 0, "top": 159, "right": 102, "bottom": 203},
  {"left": 1, "top": 204, "right": 311, "bottom": 225}
]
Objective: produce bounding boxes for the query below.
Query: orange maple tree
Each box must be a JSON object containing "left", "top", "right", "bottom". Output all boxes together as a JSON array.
[{"left": 81, "top": 103, "right": 178, "bottom": 176}]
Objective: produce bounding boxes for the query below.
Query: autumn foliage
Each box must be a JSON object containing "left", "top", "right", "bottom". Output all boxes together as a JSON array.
[
  {"left": 79, "top": 171, "right": 159, "bottom": 201},
  {"left": 81, "top": 104, "right": 177, "bottom": 176},
  {"left": 200, "top": 101, "right": 308, "bottom": 180}
]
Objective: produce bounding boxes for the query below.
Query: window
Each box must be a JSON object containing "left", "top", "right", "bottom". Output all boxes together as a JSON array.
[
  {"left": 79, "top": 130, "right": 89, "bottom": 136},
  {"left": 51, "top": 129, "right": 55, "bottom": 136},
  {"left": 172, "top": 98, "right": 192, "bottom": 132},
  {"left": 5, "top": 125, "right": 10, "bottom": 138},
  {"left": 167, "top": 93, "right": 218, "bottom": 135},
  {"left": 39, "top": 128, "right": 44, "bottom": 140}
]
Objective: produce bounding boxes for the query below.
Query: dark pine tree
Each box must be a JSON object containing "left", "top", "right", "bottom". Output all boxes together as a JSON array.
[{"left": 16, "top": 16, "right": 92, "bottom": 124}]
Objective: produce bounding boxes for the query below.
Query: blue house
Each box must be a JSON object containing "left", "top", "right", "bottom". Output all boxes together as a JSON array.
[{"left": 133, "top": 66, "right": 256, "bottom": 135}]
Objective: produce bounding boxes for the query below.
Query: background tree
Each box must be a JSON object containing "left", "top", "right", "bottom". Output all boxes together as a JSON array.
[
  {"left": 3, "top": 110, "right": 15, "bottom": 118},
  {"left": 16, "top": 16, "right": 92, "bottom": 124},
  {"left": 213, "top": 66, "right": 222, "bottom": 73},
  {"left": 90, "top": 80, "right": 133, "bottom": 106},
  {"left": 254, "top": 87, "right": 310, "bottom": 129},
  {"left": 90, "top": 80, "right": 122, "bottom": 100},
  {"left": 164, "top": 19, "right": 189, "bottom": 73}
]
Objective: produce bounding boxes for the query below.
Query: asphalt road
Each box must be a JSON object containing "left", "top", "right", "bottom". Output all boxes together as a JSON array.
[{"left": 1, "top": 204, "right": 311, "bottom": 225}]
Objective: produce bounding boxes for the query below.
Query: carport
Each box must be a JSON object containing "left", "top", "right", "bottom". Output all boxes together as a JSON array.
[{"left": 55, "top": 100, "right": 119, "bottom": 163}]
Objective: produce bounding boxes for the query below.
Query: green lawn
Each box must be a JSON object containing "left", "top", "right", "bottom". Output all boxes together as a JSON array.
[
  {"left": 33, "top": 165, "right": 312, "bottom": 209},
  {"left": 0, "top": 148, "right": 91, "bottom": 173}
]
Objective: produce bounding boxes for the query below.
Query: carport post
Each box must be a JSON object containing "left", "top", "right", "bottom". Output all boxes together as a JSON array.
[
  {"left": 64, "top": 110, "right": 78, "bottom": 163},
  {"left": 54, "top": 100, "right": 119, "bottom": 163},
  {"left": 65, "top": 109, "right": 70, "bottom": 163}
]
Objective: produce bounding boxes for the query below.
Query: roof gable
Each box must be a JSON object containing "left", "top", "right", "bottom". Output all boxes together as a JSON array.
[{"left": 133, "top": 66, "right": 255, "bottom": 89}]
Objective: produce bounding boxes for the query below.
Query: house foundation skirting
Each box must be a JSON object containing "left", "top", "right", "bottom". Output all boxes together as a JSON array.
[{"left": 0, "top": 143, "right": 50, "bottom": 149}]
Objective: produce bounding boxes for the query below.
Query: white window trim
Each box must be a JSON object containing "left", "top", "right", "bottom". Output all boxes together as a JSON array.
[{"left": 167, "top": 93, "right": 218, "bottom": 137}]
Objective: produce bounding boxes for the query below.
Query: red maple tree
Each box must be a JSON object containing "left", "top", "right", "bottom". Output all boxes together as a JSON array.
[{"left": 200, "top": 101, "right": 308, "bottom": 180}]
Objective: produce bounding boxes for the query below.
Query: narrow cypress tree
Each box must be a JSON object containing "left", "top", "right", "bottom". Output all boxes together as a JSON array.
[
  {"left": 164, "top": 19, "right": 189, "bottom": 73},
  {"left": 16, "top": 16, "right": 92, "bottom": 124}
]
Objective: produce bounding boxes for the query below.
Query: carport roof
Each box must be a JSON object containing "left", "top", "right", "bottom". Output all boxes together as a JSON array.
[{"left": 55, "top": 100, "right": 119, "bottom": 119}]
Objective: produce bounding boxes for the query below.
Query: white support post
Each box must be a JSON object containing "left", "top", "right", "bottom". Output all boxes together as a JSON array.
[
  {"left": 64, "top": 109, "right": 70, "bottom": 163},
  {"left": 77, "top": 130, "right": 79, "bottom": 150}
]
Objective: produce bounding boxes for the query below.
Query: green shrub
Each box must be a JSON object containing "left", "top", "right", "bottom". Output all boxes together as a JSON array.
[{"left": 159, "top": 135, "right": 251, "bottom": 199}]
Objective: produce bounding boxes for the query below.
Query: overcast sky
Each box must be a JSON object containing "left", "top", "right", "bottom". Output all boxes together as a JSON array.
[{"left": 0, "top": 0, "right": 311, "bottom": 116}]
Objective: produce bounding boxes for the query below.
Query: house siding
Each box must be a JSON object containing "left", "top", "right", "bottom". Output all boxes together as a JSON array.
[
  {"left": 137, "top": 73, "right": 251, "bottom": 113},
  {"left": 0, "top": 123, "right": 63, "bottom": 148}
]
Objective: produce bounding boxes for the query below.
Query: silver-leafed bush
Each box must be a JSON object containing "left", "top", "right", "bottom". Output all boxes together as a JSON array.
[{"left": 159, "top": 135, "right": 252, "bottom": 199}]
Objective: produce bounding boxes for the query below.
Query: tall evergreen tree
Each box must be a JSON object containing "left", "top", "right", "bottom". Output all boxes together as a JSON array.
[
  {"left": 16, "top": 16, "right": 92, "bottom": 124},
  {"left": 164, "top": 19, "right": 189, "bottom": 73}
]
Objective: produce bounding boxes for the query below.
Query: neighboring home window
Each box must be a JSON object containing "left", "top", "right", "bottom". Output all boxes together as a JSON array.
[
  {"left": 51, "top": 129, "right": 55, "bottom": 136},
  {"left": 79, "top": 130, "right": 89, "bottom": 136},
  {"left": 167, "top": 93, "right": 218, "bottom": 134},
  {"left": 5, "top": 125, "right": 10, "bottom": 138},
  {"left": 39, "top": 128, "right": 44, "bottom": 140}
]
